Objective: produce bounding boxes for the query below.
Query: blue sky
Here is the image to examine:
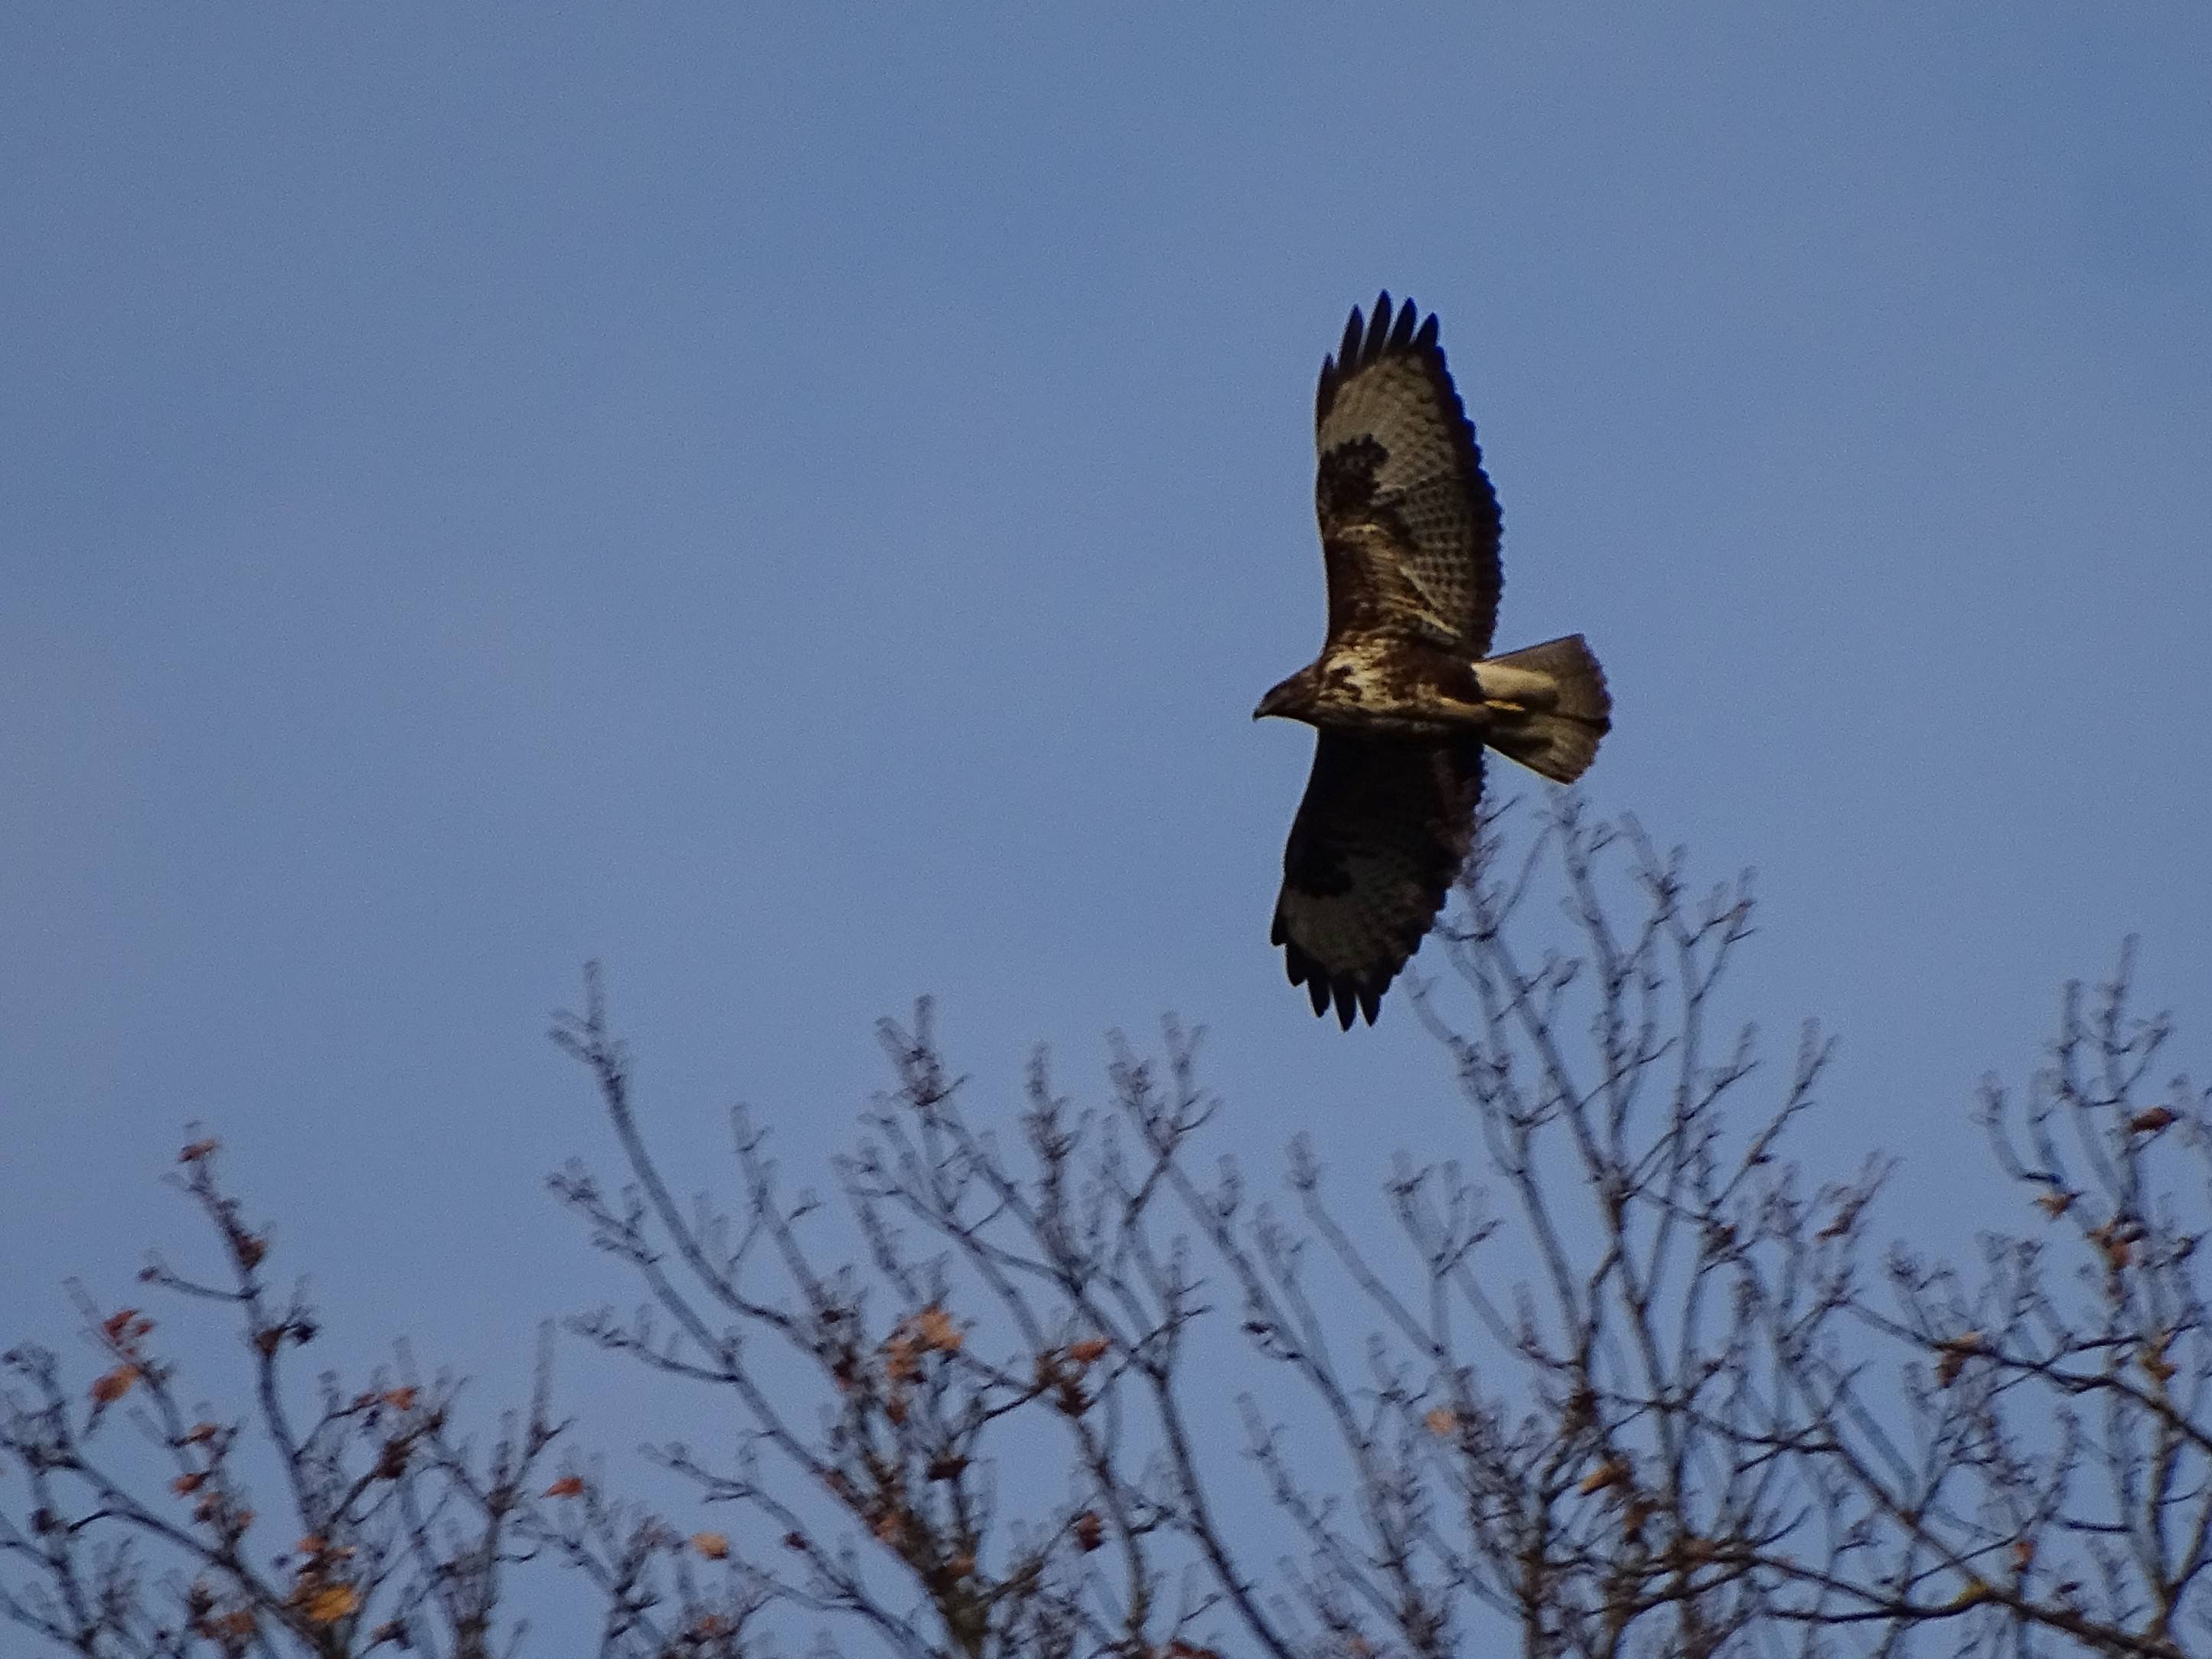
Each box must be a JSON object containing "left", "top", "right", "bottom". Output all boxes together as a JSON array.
[{"left": 4, "top": 2, "right": 2208, "bottom": 1644}]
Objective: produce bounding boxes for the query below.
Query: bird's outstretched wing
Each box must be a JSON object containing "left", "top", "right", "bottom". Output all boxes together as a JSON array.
[
  {"left": 1271, "top": 733, "right": 1486, "bottom": 1028},
  {"left": 1314, "top": 292, "right": 1502, "bottom": 655}
]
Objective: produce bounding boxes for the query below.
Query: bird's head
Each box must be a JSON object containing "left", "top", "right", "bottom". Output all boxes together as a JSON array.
[{"left": 1253, "top": 669, "right": 1316, "bottom": 723}]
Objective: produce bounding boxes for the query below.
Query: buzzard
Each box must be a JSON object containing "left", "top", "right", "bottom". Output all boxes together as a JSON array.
[{"left": 1255, "top": 293, "right": 1610, "bottom": 1028}]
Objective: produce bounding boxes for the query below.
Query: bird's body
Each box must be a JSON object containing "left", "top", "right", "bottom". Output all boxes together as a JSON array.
[
  {"left": 1257, "top": 294, "right": 1611, "bottom": 1028},
  {"left": 1262, "top": 637, "right": 1581, "bottom": 737}
]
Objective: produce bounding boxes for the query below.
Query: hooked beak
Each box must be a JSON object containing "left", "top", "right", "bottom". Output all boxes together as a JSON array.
[{"left": 1255, "top": 674, "right": 1308, "bottom": 722}]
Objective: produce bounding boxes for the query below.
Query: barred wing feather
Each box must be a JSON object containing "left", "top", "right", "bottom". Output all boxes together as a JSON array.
[{"left": 1313, "top": 292, "right": 1502, "bottom": 654}]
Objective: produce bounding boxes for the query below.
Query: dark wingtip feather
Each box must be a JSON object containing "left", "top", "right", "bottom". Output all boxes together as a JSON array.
[
  {"left": 1388, "top": 297, "right": 1418, "bottom": 350},
  {"left": 1281, "top": 949, "right": 1395, "bottom": 1028},
  {"left": 1317, "top": 291, "right": 1456, "bottom": 428}
]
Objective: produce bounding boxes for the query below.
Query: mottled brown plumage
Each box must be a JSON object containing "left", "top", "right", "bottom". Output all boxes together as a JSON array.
[{"left": 1257, "top": 294, "right": 1612, "bottom": 1028}]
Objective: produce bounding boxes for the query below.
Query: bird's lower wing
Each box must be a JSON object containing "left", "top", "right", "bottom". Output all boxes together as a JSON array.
[{"left": 1271, "top": 733, "right": 1486, "bottom": 1028}]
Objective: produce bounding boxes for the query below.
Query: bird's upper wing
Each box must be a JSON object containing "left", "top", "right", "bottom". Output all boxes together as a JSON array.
[
  {"left": 1271, "top": 732, "right": 1486, "bottom": 1028},
  {"left": 1314, "top": 293, "right": 1502, "bottom": 655}
]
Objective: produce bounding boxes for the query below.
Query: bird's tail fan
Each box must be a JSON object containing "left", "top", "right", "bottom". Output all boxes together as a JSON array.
[{"left": 1478, "top": 635, "right": 1611, "bottom": 784}]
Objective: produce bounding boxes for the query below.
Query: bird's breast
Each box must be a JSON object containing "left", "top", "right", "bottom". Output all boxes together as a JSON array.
[{"left": 1310, "top": 647, "right": 1492, "bottom": 735}]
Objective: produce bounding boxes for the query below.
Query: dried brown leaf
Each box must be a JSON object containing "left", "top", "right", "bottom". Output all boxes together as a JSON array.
[
  {"left": 103, "top": 1308, "right": 144, "bottom": 1344},
  {"left": 883, "top": 1334, "right": 922, "bottom": 1384},
  {"left": 914, "top": 1305, "right": 961, "bottom": 1353},
  {"left": 1577, "top": 1458, "right": 1630, "bottom": 1496},
  {"left": 302, "top": 1582, "right": 357, "bottom": 1624},
  {"left": 2143, "top": 1334, "right": 2178, "bottom": 1384},
  {"left": 1935, "top": 1331, "right": 1985, "bottom": 1388}
]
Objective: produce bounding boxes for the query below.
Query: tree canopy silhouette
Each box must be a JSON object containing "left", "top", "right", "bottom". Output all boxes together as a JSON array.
[{"left": 7, "top": 800, "right": 2206, "bottom": 1657}]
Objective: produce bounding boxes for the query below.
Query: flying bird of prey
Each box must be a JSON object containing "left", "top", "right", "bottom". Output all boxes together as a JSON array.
[{"left": 1255, "top": 293, "right": 1610, "bottom": 1028}]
